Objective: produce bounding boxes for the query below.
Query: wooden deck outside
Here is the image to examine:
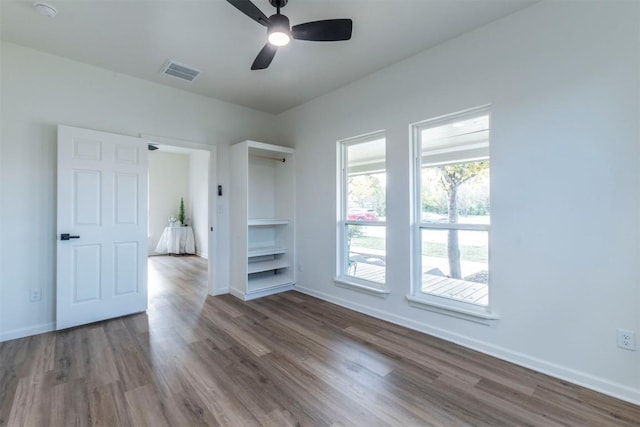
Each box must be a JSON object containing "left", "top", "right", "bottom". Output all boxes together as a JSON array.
[
  {"left": 350, "top": 261, "right": 385, "bottom": 283},
  {"left": 349, "top": 260, "right": 488, "bottom": 306},
  {"left": 422, "top": 273, "right": 488, "bottom": 306}
]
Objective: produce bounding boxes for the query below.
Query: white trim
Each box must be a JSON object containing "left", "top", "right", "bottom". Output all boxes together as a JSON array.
[
  {"left": 0, "top": 322, "right": 55, "bottom": 342},
  {"left": 421, "top": 141, "right": 489, "bottom": 158},
  {"left": 334, "top": 277, "right": 390, "bottom": 298},
  {"left": 141, "top": 133, "right": 214, "bottom": 152},
  {"left": 229, "top": 284, "right": 295, "bottom": 301},
  {"left": 411, "top": 104, "right": 491, "bottom": 129},
  {"left": 345, "top": 220, "right": 386, "bottom": 227},
  {"left": 338, "top": 129, "right": 386, "bottom": 147},
  {"left": 229, "top": 288, "right": 245, "bottom": 299},
  {"left": 246, "top": 140, "right": 295, "bottom": 154},
  {"left": 406, "top": 294, "right": 498, "bottom": 325},
  {"left": 419, "top": 223, "right": 490, "bottom": 231},
  {"left": 212, "top": 287, "right": 230, "bottom": 296},
  {"left": 294, "top": 285, "right": 640, "bottom": 405}
]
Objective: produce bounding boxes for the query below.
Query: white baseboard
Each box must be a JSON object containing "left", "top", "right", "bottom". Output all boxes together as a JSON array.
[
  {"left": 0, "top": 322, "right": 56, "bottom": 342},
  {"left": 229, "top": 288, "right": 245, "bottom": 300},
  {"left": 196, "top": 251, "right": 208, "bottom": 260},
  {"left": 211, "top": 287, "right": 230, "bottom": 296},
  {"left": 294, "top": 285, "right": 640, "bottom": 406}
]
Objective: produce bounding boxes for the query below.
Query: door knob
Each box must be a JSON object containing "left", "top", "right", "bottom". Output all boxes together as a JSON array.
[{"left": 60, "top": 233, "right": 80, "bottom": 241}]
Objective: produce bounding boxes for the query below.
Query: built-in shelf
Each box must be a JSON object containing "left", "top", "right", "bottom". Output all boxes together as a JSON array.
[
  {"left": 248, "top": 218, "right": 290, "bottom": 226},
  {"left": 248, "top": 259, "right": 289, "bottom": 274},
  {"left": 247, "top": 275, "right": 294, "bottom": 292},
  {"left": 247, "top": 246, "right": 287, "bottom": 258},
  {"left": 230, "top": 140, "right": 295, "bottom": 301}
]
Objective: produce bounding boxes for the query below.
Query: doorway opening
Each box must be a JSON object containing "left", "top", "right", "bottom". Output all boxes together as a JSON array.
[{"left": 144, "top": 135, "right": 217, "bottom": 301}]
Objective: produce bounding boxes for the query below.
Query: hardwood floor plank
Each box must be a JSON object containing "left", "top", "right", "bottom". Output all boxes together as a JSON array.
[
  {"left": 0, "top": 337, "right": 29, "bottom": 369},
  {"left": 88, "top": 381, "right": 133, "bottom": 427},
  {"left": 0, "top": 367, "right": 18, "bottom": 426},
  {"left": 376, "top": 328, "right": 537, "bottom": 396},
  {"left": 160, "top": 390, "right": 222, "bottom": 427},
  {"left": 124, "top": 384, "right": 172, "bottom": 427},
  {"left": 175, "top": 360, "right": 261, "bottom": 427},
  {"left": 105, "top": 328, "right": 154, "bottom": 392},
  {"left": 201, "top": 303, "right": 272, "bottom": 357},
  {"left": 1, "top": 255, "right": 638, "bottom": 426},
  {"left": 50, "top": 380, "right": 91, "bottom": 427},
  {"left": 344, "top": 325, "right": 483, "bottom": 386},
  {"left": 6, "top": 373, "right": 52, "bottom": 427},
  {"left": 15, "top": 334, "right": 55, "bottom": 378}
]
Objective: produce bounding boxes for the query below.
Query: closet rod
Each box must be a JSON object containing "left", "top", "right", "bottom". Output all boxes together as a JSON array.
[{"left": 250, "top": 154, "right": 286, "bottom": 162}]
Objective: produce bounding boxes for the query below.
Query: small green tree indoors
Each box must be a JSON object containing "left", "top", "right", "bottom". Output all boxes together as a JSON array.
[{"left": 178, "top": 197, "right": 185, "bottom": 225}]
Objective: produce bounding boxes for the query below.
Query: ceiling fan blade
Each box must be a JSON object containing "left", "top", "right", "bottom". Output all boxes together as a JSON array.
[
  {"left": 226, "top": 0, "right": 270, "bottom": 27},
  {"left": 251, "top": 43, "right": 278, "bottom": 70},
  {"left": 292, "top": 19, "right": 352, "bottom": 41}
]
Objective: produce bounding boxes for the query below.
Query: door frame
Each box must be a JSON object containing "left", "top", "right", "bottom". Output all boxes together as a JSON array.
[{"left": 142, "top": 133, "right": 219, "bottom": 296}]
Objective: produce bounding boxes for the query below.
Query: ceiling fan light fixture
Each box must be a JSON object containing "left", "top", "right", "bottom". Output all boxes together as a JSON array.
[
  {"left": 267, "top": 14, "right": 291, "bottom": 46},
  {"left": 268, "top": 30, "right": 290, "bottom": 46}
]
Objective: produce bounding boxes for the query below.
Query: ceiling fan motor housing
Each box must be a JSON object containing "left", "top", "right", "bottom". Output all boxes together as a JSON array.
[
  {"left": 269, "top": 0, "right": 288, "bottom": 8},
  {"left": 268, "top": 13, "right": 290, "bottom": 30}
]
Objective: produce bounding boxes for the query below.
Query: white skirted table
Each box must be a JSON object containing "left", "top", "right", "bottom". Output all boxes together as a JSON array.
[{"left": 155, "top": 226, "right": 195, "bottom": 255}]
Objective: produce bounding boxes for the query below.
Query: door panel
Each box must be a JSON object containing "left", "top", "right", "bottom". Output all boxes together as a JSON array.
[
  {"left": 114, "top": 173, "right": 138, "bottom": 224},
  {"left": 114, "top": 242, "right": 138, "bottom": 295},
  {"left": 74, "top": 170, "right": 102, "bottom": 225},
  {"left": 57, "top": 125, "right": 148, "bottom": 330},
  {"left": 72, "top": 245, "right": 101, "bottom": 302}
]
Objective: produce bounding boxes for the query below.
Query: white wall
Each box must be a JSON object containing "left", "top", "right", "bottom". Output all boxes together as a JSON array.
[
  {"left": 148, "top": 152, "right": 190, "bottom": 253},
  {"left": 277, "top": 2, "right": 640, "bottom": 403},
  {"left": 189, "top": 151, "right": 209, "bottom": 258},
  {"left": 0, "top": 41, "right": 282, "bottom": 341}
]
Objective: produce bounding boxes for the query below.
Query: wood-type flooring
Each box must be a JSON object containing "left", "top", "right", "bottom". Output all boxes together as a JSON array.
[{"left": 1, "top": 255, "right": 639, "bottom": 426}]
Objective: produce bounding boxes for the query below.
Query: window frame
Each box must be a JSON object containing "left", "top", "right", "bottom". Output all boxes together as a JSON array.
[
  {"left": 335, "top": 131, "right": 389, "bottom": 297},
  {"left": 410, "top": 106, "right": 498, "bottom": 323}
]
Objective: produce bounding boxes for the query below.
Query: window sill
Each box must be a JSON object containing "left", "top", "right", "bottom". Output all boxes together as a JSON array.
[
  {"left": 406, "top": 294, "right": 499, "bottom": 325},
  {"left": 334, "top": 277, "right": 390, "bottom": 299}
]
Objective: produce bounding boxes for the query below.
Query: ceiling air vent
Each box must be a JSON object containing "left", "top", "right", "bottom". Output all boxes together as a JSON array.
[{"left": 161, "top": 60, "right": 200, "bottom": 82}]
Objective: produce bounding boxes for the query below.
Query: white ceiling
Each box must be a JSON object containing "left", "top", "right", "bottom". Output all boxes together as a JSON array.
[{"left": 1, "top": 0, "right": 536, "bottom": 114}]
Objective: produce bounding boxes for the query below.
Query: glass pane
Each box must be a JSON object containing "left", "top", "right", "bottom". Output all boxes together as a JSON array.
[
  {"left": 420, "top": 160, "right": 490, "bottom": 225},
  {"left": 347, "top": 224, "right": 386, "bottom": 284},
  {"left": 420, "top": 228, "right": 488, "bottom": 306},
  {"left": 347, "top": 138, "right": 385, "bottom": 222}
]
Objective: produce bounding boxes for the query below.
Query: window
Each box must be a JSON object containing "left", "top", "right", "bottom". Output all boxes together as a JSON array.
[
  {"left": 336, "top": 132, "right": 388, "bottom": 295},
  {"left": 412, "top": 107, "right": 493, "bottom": 317}
]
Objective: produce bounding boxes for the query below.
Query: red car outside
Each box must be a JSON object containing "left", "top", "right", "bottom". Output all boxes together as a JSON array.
[{"left": 348, "top": 208, "right": 378, "bottom": 221}]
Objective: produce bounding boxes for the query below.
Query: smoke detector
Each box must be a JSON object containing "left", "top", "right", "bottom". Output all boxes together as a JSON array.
[{"left": 33, "top": 2, "right": 58, "bottom": 17}]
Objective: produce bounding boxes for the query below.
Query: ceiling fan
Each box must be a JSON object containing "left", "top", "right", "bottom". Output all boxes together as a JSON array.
[{"left": 226, "top": 0, "right": 353, "bottom": 70}]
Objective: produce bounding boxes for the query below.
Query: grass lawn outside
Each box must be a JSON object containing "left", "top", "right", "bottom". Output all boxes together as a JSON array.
[{"left": 351, "top": 235, "right": 488, "bottom": 263}]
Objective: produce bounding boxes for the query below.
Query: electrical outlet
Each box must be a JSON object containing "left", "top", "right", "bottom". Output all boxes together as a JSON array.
[
  {"left": 30, "top": 288, "right": 42, "bottom": 302},
  {"left": 617, "top": 329, "right": 636, "bottom": 351}
]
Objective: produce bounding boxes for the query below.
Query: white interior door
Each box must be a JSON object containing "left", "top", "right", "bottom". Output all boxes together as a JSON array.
[{"left": 57, "top": 125, "right": 148, "bottom": 330}]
